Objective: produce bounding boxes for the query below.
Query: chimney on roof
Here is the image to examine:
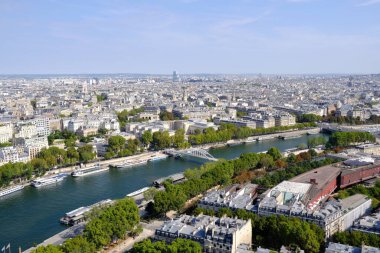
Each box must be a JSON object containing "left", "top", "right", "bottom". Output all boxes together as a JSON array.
[{"left": 310, "top": 179, "right": 318, "bottom": 185}]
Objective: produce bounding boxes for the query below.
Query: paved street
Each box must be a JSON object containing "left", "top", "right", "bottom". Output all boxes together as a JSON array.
[
  {"left": 103, "top": 221, "right": 164, "bottom": 253},
  {"left": 24, "top": 223, "right": 86, "bottom": 253}
]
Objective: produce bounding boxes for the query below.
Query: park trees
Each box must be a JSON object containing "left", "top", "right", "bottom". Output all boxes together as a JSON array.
[
  {"left": 253, "top": 157, "right": 336, "bottom": 188},
  {"left": 337, "top": 179, "right": 380, "bottom": 209},
  {"left": 327, "top": 132, "right": 375, "bottom": 147},
  {"left": 188, "top": 123, "right": 317, "bottom": 146},
  {"left": 307, "top": 136, "right": 327, "bottom": 148},
  {"left": 257, "top": 154, "right": 275, "bottom": 170},
  {"left": 173, "top": 128, "right": 190, "bottom": 149},
  {"left": 131, "top": 238, "right": 202, "bottom": 253},
  {"left": 159, "top": 110, "right": 175, "bottom": 121},
  {"left": 141, "top": 130, "right": 153, "bottom": 148},
  {"left": 30, "top": 158, "right": 49, "bottom": 172},
  {"left": 84, "top": 197, "right": 140, "bottom": 249},
  {"left": 104, "top": 136, "right": 141, "bottom": 159},
  {"left": 61, "top": 236, "right": 96, "bottom": 253},
  {"left": 31, "top": 245, "right": 64, "bottom": 253},
  {"left": 66, "top": 147, "right": 79, "bottom": 164},
  {"left": 117, "top": 108, "right": 145, "bottom": 130},
  {"left": 333, "top": 230, "right": 380, "bottom": 248},
  {"left": 153, "top": 183, "right": 187, "bottom": 214},
  {"left": 107, "top": 135, "right": 126, "bottom": 154},
  {"left": 143, "top": 187, "right": 158, "bottom": 201},
  {"left": 152, "top": 131, "right": 171, "bottom": 150},
  {"left": 297, "top": 114, "right": 323, "bottom": 123},
  {"left": 266, "top": 147, "right": 282, "bottom": 161},
  {"left": 77, "top": 145, "right": 96, "bottom": 163},
  {"left": 48, "top": 130, "right": 77, "bottom": 146}
]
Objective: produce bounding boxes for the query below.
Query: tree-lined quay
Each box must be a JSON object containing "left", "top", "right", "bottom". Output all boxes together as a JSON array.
[
  {"left": 0, "top": 134, "right": 327, "bottom": 251},
  {"left": 30, "top": 144, "right": 333, "bottom": 253},
  {"left": 0, "top": 125, "right": 319, "bottom": 189}
]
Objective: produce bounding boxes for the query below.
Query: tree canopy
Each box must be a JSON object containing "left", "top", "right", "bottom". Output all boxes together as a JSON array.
[
  {"left": 266, "top": 147, "right": 282, "bottom": 161},
  {"left": 327, "top": 131, "right": 375, "bottom": 147},
  {"left": 333, "top": 230, "right": 380, "bottom": 248},
  {"left": 0, "top": 145, "right": 98, "bottom": 187},
  {"left": 141, "top": 130, "right": 153, "bottom": 147},
  {"left": 131, "top": 238, "right": 203, "bottom": 253},
  {"left": 32, "top": 197, "right": 140, "bottom": 252},
  {"left": 159, "top": 110, "right": 175, "bottom": 121},
  {"left": 188, "top": 123, "right": 317, "bottom": 145}
]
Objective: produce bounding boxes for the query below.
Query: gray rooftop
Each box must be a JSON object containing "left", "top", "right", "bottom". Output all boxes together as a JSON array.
[
  {"left": 156, "top": 214, "right": 249, "bottom": 240},
  {"left": 200, "top": 183, "right": 258, "bottom": 210}
]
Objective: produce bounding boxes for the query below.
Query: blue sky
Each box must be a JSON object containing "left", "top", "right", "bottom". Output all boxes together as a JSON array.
[{"left": 1, "top": 0, "right": 380, "bottom": 74}]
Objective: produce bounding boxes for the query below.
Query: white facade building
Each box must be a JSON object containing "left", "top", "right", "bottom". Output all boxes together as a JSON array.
[
  {"left": 14, "top": 124, "right": 37, "bottom": 139},
  {"left": 0, "top": 122, "right": 13, "bottom": 143}
]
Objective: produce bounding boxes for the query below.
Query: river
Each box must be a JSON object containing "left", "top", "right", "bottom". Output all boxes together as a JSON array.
[{"left": 0, "top": 134, "right": 327, "bottom": 251}]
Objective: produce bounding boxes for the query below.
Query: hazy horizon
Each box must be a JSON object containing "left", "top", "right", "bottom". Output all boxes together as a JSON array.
[{"left": 1, "top": 0, "right": 380, "bottom": 74}]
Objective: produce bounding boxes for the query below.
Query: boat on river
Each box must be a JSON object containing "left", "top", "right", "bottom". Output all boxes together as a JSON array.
[
  {"left": 115, "top": 160, "right": 147, "bottom": 169},
  {"left": 71, "top": 164, "right": 108, "bottom": 177},
  {"left": 32, "top": 174, "right": 68, "bottom": 188},
  {"left": 0, "top": 185, "right": 25, "bottom": 197}
]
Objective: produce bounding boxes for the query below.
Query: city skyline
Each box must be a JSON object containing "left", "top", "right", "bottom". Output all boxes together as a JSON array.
[
  {"left": 1, "top": 0, "right": 380, "bottom": 75},
  {"left": 1, "top": 1, "right": 380, "bottom": 252}
]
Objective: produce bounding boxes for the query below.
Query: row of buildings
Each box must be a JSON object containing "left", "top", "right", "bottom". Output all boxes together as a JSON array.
[
  {"left": 151, "top": 158, "right": 380, "bottom": 252},
  {"left": 0, "top": 118, "right": 50, "bottom": 165},
  {"left": 215, "top": 113, "right": 296, "bottom": 129}
]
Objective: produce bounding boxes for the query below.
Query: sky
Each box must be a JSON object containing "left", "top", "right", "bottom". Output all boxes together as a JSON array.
[{"left": 0, "top": 0, "right": 380, "bottom": 74}]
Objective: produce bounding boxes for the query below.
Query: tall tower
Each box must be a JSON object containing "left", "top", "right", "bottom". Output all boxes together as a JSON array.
[
  {"left": 82, "top": 83, "right": 88, "bottom": 94},
  {"left": 173, "top": 70, "right": 179, "bottom": 82},
  {"left": 182, "top": 87, "right": 188, "bottom": 102}
]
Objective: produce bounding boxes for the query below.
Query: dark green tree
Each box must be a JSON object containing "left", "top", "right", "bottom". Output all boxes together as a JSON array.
[
  {"left": 77, "top": 145, "right": 96, "bottom": 163},
  {"left": 31, "top": 245, "right": 63, "bottom": 253},
  {"left": 267, "top": 147, "right": 282, "bottom": 161},
  {"left": 141, "top": 130, "right": 153, "bottom": 147},
  {"left": 62, "top": 236, "right": 96, "bottom": 253},
  {"left": 108, "top": 135, "right": 126, "bottom": 153},
  {"left": 152, "top": 131, "right": 172, "bottom": 150}
]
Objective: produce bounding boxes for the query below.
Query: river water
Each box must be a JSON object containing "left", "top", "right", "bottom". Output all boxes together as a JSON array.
[{"left": 0, "top": 134, "right": 327, "bottom": 251}]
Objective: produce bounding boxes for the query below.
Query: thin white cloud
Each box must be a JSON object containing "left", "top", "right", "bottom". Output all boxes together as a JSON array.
[
  {"left": 357, "top": 0, "right": 380, "bottom": 6},
  {"left": 213, "top": 10, "right": 271, "bottom": 31},
  {"left": 286, "top": 0, "right": 313, "bottom": 2},
  {"left": 218, "top": 17, "right": 260, "bottom": 29}
]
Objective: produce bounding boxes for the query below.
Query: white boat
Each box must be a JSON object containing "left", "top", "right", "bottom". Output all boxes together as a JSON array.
[
  {"left": 126, "top": 187, "right": 150, "bottom": 197},
  {"left": 148, "top": 155, "right": 167, "bottom": 162},
  {"left": 0, "top": 185, "right": 25, "bottom": 197},
  {"left": 285, "top": 148, "right": 298, "bottom": 152},
  {"left": 116, "top": 160, "right": 147, "bottom": 169},
  {"left": 60, "top": 199, "right": 113, "bottom": 226},
  {"left": 32, "top": 174, "right": 67, "bottom": 188},
  {"left": 71, "top": 165, "right": 108, "bottom": 177},
  {"left": 227, "top": 140, "right": 242, "bottom": 147}
]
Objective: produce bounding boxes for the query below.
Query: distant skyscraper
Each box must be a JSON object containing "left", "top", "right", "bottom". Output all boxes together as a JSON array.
[
  {"left": 82, "top": 83, "right": 88, "bottom": 94},
  {"left": 182, "top": 87, "right": 188, "bottom": 102},
  {"left": 172, "top": 70, "right": 179, "bottom": 82}
]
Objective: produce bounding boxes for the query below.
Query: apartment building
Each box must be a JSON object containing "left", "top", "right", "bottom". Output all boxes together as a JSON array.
[
  {"left": 0, "top": 122, "right": 13, "bottom": 143},
  {"left": 155, "top": 214, "right": 252, "bottom": 253}
]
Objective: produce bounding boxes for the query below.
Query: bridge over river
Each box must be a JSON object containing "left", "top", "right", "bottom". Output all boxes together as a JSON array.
[{"left": 164, "top": 148, "right": 218, "bottom": 161}]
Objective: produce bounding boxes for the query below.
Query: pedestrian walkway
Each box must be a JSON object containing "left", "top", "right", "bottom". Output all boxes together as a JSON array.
[{"left": 103, "top": 221, "right": 164, "bottom": 253}]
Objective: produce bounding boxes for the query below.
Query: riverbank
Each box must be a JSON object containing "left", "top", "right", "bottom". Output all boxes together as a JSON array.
[
  {"left": 24, "top": 223, "right": 86, "bottom": 253},
  {"left": 0, "top": 133, "right": 328, "bottom": 251},
  {"left": 1, "top": 127, "right": 320, "bottom": 193},
  {"left": 197, "top": 127, "right": 320, "bottom": 150},
  {"left": 22, "top": 129, "right": 325, "bottom": 253},
  {"left": 50, "top": 151, "right": 165, "bottom": 174},
  {"left": 0, "top": 151, "right": 166, "bottom": 194}
]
